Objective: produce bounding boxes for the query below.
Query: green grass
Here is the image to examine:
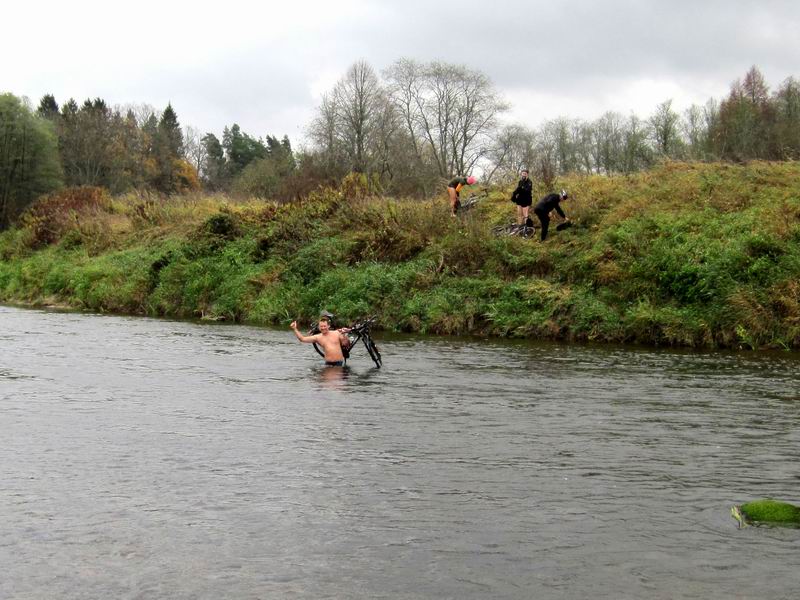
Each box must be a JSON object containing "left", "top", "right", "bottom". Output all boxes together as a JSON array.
[
  {"left": 734, "top": 499, "right": 800, "bottom": 526},
  {"left": 2, "top": 161, "right": 800, "bottom": 349}
]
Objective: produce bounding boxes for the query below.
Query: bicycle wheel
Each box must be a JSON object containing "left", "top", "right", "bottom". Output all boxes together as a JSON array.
[
  {"left": 492, "top": 225, "right": 513, "bottom": 236},
  {"left": 363, "top": 334, "right": 382, "bottom": 368}
]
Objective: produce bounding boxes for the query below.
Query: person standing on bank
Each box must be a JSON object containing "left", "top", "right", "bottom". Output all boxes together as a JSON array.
[
  {"left": 447, "top": 175, "right": 477, "bottom": 216},
  {"left": 511, "top": 169, "right": 533, "bottom": 225},
  {"left": 533, "top": 189, "right": 570, "bottom": 241}
]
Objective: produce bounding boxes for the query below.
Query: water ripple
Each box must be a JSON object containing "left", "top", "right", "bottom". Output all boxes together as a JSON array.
[{"left": 1, "top": 305, "right": 799, "bottom": 599}]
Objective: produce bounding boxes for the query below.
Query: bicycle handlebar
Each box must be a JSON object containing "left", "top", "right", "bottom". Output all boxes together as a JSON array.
[
  {"left": 347, "top": 316, "right": 378, "bottom": 333},
  {"left": 308, "top": 315, "right": 377, "bottom": 335}
]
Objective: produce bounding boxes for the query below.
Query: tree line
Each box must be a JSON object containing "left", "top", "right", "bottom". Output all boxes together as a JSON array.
[
  {"left": 2, "top": 63, "right": 799, "bottom": 229},
  {"left": 310, "top": 62, "right": 800, "bottom": 191},
  {"left": 0, "top": 94, "right": 298, "bottom": 228}
]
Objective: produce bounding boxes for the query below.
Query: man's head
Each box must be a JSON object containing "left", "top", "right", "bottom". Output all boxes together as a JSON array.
[
  {"left": 466, "top": 175, "right": 477, "bottom": 185},
  {"left": 318, "top": 316, "right": 331, "bottom": 332},
  {"left": 521, "top": 169, "right": 529, "bottom": 179},
  {"left": 559, "top": 189, "right": 569, "bottom": 200}
]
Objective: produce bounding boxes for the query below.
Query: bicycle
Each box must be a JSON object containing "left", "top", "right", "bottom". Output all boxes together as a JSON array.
[
  {"left": 455, "top": 192, "right": 488, "bottom": 213},
  {"left": 491, "top": 222, "right": 536, "bottom": 238},
  {"left": 308, "top": 313, "right": 383, "bottom": 368}
]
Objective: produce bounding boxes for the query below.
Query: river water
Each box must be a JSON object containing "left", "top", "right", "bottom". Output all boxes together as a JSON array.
[{"left": 1, "top": 305, "right": 798, "bottom": 599}]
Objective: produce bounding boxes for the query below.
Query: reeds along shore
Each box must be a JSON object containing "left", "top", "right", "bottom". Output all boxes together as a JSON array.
[{"left": 2, "top": 161, "right": 800, "bottom": 350}]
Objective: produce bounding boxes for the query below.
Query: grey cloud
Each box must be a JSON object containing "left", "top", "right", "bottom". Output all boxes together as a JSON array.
[
  {"left": 10, "top": 1, "right": 800, "bottom": 140},
  {"left": 338, "top": 0, "right": 800, "bottom": 91}
]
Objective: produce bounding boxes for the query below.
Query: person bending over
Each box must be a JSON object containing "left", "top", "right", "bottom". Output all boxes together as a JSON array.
[
  {"left": 533, "top": 189, "right": 570, "bottom": 241},
  {"left": 447, "top": 175, "right": 476, "bottom": 216},
  {"left": 290, "top": 316, "right": 350, "bottom": 366},
  {"left": 511, "top": 169, "right": 534, "bottom": 225}
]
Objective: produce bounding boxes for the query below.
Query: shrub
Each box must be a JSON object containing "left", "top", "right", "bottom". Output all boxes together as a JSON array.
[
  {"left": 284, "top": 236, "right": 356, "bottom": 284},
  {"left": 20, "top": 186, "right": 112, "bottom": 248},
  {"left": 3, "top": 161, "right": 800, "bottom": 349},
  {"left": 201, "top": 210, "right": 239, "bottom": 240}
]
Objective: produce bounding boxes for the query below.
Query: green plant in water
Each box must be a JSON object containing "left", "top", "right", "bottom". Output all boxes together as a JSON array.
[{"left": 731, "top": 499, "right": 800, "bottom": 527}]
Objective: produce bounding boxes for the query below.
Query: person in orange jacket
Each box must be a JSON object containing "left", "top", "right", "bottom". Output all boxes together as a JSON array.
[{"left": 446, "top": 175, "right": 477, "bottom": 216}]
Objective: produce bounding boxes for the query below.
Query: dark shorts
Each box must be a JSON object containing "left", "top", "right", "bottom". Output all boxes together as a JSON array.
[
  {"left": 514, "top": 199, "right": 532, "bottom": 207},
  {"left": 325, "top": 360, "right": 344, "bottom": 367}
]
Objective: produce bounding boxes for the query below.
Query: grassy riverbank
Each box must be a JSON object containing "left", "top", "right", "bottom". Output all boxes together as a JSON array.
[{"left": 2, "top": 162, "right": 800, "bottom": 349}]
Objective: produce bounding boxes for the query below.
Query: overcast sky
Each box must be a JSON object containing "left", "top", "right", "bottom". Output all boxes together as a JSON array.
[{"left": 5, "top": 0, "right": 799, "bottom": 145}]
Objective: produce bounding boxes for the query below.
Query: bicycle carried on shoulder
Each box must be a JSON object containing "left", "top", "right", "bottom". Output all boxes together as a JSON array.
[{"left": 308, "top": 314, "right": 382, "bottom": 368}]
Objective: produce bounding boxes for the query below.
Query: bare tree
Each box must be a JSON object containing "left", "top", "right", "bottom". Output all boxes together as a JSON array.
[
  {"left": 591, "top": 112, "right": 624, "bottom": 174},
  {"left": 183, "top": 125, "right": 207, "bottom": 176},
  {"left": 385, "top": 59, "right": 507, "bottom": 178},
  {"left": 308, "top": 91, "right": 345, "bottom": 178},
  {"left": 485, "top": 123, "right": 537, "bottom": 184},
  {"left": 621, "top": 114, "right": 653, "bottom": 173},
  {"left": 123, "top": 103, "right": 160, "bottom": 129},
  {"left": 713, "top": 78, "right": 765, "bottom": 160},
  {"left": 650, "top": 99, "right": 683, "bottom": 157},
  {"left": 550, "top": 117, "right": 578, "bottom": 174},
  {"left": 418, "top": 61, "right": 460, "bottom": 176},
  {"left": 449, "top": 68, "right": 507, "bottom": 175},
  {"left": 774, "top": 77, "right": 800, "bottom": 159},
  {"left": 332, "top": 60, "right": 383, "bottom": 173},
  {"left": 369, "top": 89, "right": 404, "bottom": 184},
  {"left": 536, "top": 120, "right": 562, "bottom": 188},
  {"left": 573, "top": 120, "right": 595, "bottom": 173},
  {"left": 682, "top": 104, "right": 708, "bottom": 159},
  {"left": 742, "top": 66, "right": 770, "bottom": 105},
  {"left": 383, "top": 58, "right": 427, "bottom": 169}
]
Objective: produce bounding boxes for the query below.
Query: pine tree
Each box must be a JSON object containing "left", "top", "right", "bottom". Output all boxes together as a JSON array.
[
  {"left": 222, "top": 123, "right": 267, "bottom": 177},
  {"left": 158, "top": 103, "right": 183, "bottom": 157},
  {"left": 201, "top": 133, "right": 226, "bottom": 190},
  {"left": 36, "top": 94, "right": 59, "bottom": 120},
  {"left": 153, "top": 103, "right": 184, "bottom": 193}
]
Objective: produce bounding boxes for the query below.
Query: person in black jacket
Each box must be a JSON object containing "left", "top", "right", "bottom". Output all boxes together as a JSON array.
[
  {"left": 533, "top": 189, "right": 570, "bottom": 241},
  {"left": 511, "top": 169, "right": 533, "bottom": 225}
]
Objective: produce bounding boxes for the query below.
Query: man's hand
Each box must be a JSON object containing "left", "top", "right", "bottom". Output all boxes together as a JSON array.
[{"left": 290, "top": 320, "right": 298, "bottom": 330}]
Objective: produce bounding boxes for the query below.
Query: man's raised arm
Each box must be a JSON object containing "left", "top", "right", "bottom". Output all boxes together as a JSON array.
[{"left": 290, "top": 321, "right": 317, "bottom": 343}]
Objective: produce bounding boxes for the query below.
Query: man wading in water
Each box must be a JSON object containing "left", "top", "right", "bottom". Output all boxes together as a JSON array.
[{"left": 290, "top": 316, "right": 350, "bottom": 366}]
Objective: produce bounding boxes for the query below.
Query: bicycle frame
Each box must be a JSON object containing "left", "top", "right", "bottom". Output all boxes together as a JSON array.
[{"left": 457, "top": 192, "right": 488, "bottom": 212}]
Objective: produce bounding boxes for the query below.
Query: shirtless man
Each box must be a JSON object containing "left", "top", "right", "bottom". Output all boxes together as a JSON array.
[{"left": 290, "top": 316, "right": 350, "bottom": 366}]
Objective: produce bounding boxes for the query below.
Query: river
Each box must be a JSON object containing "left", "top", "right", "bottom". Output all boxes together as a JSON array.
[{"left": 1, "top": 305, "right": 798, "bottom": 599}]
